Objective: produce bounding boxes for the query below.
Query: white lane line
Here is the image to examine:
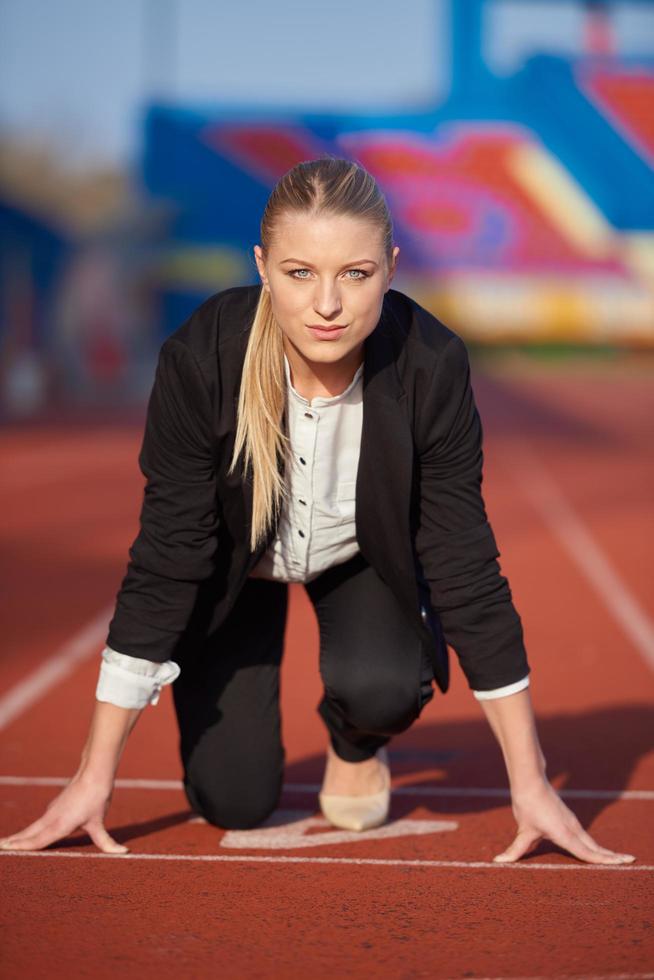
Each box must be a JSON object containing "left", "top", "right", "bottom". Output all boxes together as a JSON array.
[
  {"left": 288, "top": 784, "right": 654, "bottom": 802},
  {"left": 504, "top": 439, "right": 654, "bottom": 672},
  {"left": 468, "top": 975, "right": 654, "bottom": 980},
  {"left": 0, "top": 607, "right": 113, "bottom": 731},
  {"left": 0, "top": 850, "right": 651, "bottom": 870},
  {"left": 1, "top": 775, "right": 652, "bottom": 801}
]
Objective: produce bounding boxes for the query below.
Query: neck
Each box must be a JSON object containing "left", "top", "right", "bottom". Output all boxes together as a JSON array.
[{"left": 283, "top": 340, "right": 363, "bottom": 400}]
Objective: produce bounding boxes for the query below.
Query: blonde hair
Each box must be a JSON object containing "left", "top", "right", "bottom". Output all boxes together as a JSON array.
[{"left": 228, "top": 156, "right": 394, "bottom": 552}]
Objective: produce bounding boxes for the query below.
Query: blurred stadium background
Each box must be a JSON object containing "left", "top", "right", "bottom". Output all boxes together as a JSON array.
[{"left": 1, "top": 0, "right": 653, "bottom": 419}]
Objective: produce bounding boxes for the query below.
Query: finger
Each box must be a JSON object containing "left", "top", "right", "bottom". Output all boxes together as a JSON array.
[
  {"left": 0, "top": 830, "right": 59, "bottom": 851},
  {"left": 574, "top": 826, "right": 635, "bottom": 861},
  {"left": 1, "top": 815, "right": 83, "bottom": 852},
  {"left": 554, "top": 802, "right": 635, "bottom": 862},
  {"left": 0, "top": 815, "right": 51, "bottom": 845},
  {"left": 493, "top": 829, "right": 542, "bottom": 863},
  {"left": 0, "top": 826, "right": 57, "bottom": 849},
  {"left": 559, "top": 812, "right": 619, "bottom": 857},
  {"left": 549, "top": 826, "right": 635, "bottom": 864},
  {"left": 85, "top": 823, "right": 129, "bottom": 854}
]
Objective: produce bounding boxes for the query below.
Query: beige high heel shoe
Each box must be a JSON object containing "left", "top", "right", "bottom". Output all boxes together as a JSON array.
[{"left": 318, "top": 746, "right": 391, "bottom": 832}]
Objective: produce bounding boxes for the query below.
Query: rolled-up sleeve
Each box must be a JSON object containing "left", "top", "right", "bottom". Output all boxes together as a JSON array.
[
  {"left": 95, "top": 646, "right": 181, "bottom": 709},
  {"left": 472, "top": 675, "right": 530, "bottom": 701},
  {"left": 105, "top": 338, "right": 220, "bottom": 663},
  {"left": 414, "top": 334, "right": 531, "bottom": 692}
]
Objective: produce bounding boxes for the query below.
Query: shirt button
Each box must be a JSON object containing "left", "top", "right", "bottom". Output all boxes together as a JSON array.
[
  {"left": 304, "top": 412, "right": 313, "bottom": 419},
  {"left": 299, "top": 499, "right": 307, "bottom": 505},
  {"left": 298, "top": 530, "right": 305, "bottom": 538},
  {"left": 299, "top": 457, "right": 306, "bottom": 465}
]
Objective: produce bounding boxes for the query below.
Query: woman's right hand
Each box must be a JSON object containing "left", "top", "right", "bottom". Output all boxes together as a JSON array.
[
  {"left": 0, "top": 772, "right": 129, "bottom": 854},
  {"left": 1, "top": 695, "right": 143, "bottom": 854}
]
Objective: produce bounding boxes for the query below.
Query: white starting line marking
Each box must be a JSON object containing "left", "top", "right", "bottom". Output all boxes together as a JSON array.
[
  {"left": 0, "top": 850, "right": 651, "bottom": 870},
  {"left": 218, "top": 811, "right": 458, "bottom": 850},
  {"left": 1, "top": 775, "right": 652, "bottom": 801}
]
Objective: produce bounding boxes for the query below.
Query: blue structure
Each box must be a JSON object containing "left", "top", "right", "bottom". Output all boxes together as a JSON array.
[{"left": 137, "top": 0, "right": 654, "bottom": 343}]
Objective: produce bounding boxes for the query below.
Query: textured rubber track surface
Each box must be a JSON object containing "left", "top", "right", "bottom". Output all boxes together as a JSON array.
[{"left": 1, "top": 355, "right": 653, "bottom": 978}]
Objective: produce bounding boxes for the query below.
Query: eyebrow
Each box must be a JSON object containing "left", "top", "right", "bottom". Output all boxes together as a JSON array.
[{"left": 279, "top": 258, "right": 379, "bottom": 268}]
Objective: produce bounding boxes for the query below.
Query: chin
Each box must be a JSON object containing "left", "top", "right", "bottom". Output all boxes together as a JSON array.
[
  {"left": 311, "top": 338, "right": 361, "bottom": 356},
  {"left": 302, "top": 347, "right": 348, "bottom": 364}
]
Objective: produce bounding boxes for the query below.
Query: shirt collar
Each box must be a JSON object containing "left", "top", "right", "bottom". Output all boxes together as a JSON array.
[{"left": 283, "top": 352, "right": 363, "bottom": 407}]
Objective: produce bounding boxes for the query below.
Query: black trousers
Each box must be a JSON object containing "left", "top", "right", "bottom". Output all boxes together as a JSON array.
[{"left": 172, "top": 551, "right": 436, "bottom": 830}]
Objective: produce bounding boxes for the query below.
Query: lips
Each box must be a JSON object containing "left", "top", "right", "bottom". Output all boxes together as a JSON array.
[{"left": 306, "top": 324, "right": 348, "bottom": 341}]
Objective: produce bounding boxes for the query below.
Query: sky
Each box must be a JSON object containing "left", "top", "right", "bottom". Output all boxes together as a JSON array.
[{"left": 0, "top": 0, "right": 652, "bottom": 171}]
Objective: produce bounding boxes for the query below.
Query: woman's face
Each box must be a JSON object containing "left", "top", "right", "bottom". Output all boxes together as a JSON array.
[{"left": 253, "top": 210, "right": 399, "bottom": 374}]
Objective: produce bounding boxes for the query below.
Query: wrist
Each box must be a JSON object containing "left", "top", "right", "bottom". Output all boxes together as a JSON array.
[
  {"left": 75, "top": 765, "right": 115, "bottom": 793},
  {"left": 76, "top": 741, "right": 120, "bottom": 789},
  {"left": 505, "top": 746, "right": 547, "bottom": 795},
  {"left": 509, "top": 766, "right": 549, "bottom": 800},
  {"left": 77, "top": 700, "right": 140, "bottom": 785}
]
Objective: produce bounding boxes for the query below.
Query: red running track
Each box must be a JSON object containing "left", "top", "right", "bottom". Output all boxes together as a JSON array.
[{"left": 1, "top": 353, "right": 653, "bottom": 978}]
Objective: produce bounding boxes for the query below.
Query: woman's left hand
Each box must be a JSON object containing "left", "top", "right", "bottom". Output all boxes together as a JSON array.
[{"left": 494, "top": 779, "right": 636, "bottom": 865}]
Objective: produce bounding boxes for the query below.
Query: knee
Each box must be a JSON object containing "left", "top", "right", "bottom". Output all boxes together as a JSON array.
[
  {"left": 332, "top": 670, "right": 420, "bottom": 735},
  {"left": 184, "top": 774, "right": 281, "bottom": 830}
]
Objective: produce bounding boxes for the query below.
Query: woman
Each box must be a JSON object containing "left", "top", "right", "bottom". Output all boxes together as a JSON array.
[{"left": 0, "top": 158, "right": 634, "bottom": 864}]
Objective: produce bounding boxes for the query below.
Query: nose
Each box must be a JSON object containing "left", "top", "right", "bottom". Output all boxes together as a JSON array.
[{"left": 312, "top": 280, "right": 343, "bottom": 321}]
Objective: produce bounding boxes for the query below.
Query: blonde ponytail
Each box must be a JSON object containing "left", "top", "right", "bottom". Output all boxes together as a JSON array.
[{"left": 228, "top": 286, "right": 290, "bottom": 552}]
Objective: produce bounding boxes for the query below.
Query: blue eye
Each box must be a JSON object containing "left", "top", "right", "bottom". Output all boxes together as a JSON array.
[{"left": 288, "top": 267, "right": 369, "bottom": 281}]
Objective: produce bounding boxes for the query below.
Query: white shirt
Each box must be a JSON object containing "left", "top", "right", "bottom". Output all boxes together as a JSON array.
[
  {"left": 248, "top": 351, "right": 363, "bottom": 583},
  {"left": 96, "top": 353, "right": 530, "bottom": 708}
]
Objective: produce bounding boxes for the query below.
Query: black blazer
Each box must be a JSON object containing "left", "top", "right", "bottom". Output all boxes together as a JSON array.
[{"left": 106, "top": 284, "right": 530, "bottom": 696}]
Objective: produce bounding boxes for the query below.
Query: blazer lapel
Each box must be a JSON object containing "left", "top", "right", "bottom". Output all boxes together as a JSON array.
[{"left": 355, "top": 303, "right": 417, "bottom": 601}]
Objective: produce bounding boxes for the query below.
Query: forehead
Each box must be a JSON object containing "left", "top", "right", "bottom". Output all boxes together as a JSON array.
[{"left": 269, "top": 211, "right": 384, "bottom": 257}]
